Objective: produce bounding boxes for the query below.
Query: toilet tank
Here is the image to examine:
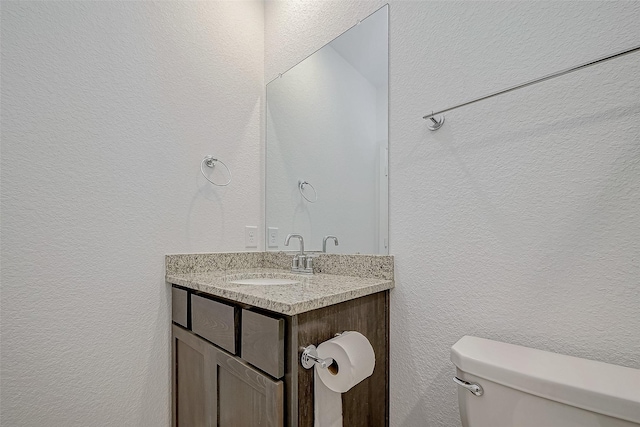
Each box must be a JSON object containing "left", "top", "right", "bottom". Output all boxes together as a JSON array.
[{"left": 451, "top": 336, "right": 640, "bottom": 427}]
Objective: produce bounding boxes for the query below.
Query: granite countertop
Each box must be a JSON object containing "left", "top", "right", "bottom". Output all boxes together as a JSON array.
[{"left": 165, "top": 252, "right": 394, "bottom": 315}]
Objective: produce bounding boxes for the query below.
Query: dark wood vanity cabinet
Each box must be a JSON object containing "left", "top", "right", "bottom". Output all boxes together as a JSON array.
[
  {"left": 170, "top": 286, "right": 389, "bottom": 427},
  {"left": 172, "top": 324, "right": 283, "bottom": 427}
]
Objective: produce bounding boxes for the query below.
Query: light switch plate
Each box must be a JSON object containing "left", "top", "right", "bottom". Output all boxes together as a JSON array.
[
  {"left": 245, "top": 226, "right": 258, "bottom": 248},
  {"left": 267, "top": 227, "right": 278, "bottom": 248}
]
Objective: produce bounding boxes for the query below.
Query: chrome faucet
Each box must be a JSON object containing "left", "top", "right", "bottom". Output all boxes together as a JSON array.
[
  {"left": 322, "top": 235, "right": 339, "bottom": 253},
  {"left": 284, "top": 234, "right": 313, "bottom": 274}
]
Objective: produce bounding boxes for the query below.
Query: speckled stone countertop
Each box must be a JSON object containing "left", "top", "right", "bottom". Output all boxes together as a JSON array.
[{"left": 165, "top": 252, "right": 394, "bottom": 315}]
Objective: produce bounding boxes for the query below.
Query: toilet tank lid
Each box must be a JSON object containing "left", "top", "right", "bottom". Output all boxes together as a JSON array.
[{"left": 451, "top": 336, "right": 640, "bottom": 424}]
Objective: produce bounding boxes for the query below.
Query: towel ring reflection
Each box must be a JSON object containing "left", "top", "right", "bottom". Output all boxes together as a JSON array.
[
  {"left": 200, "top": 155, "right": 231, "bottom": 187},
  {"left": 298, "top": 180, "right": 317, "bottom": 203}
]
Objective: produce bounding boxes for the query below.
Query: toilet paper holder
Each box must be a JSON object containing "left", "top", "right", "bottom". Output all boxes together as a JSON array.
[
  {"left": 300, "top": 333, "right": 343, "bottom": 370},
  {"left": 300, "top": 345, "right": 333, "bottom": 369}
]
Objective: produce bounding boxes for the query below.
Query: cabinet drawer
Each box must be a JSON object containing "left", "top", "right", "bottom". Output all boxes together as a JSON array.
[
  {"left": 191, "top": 294, "right": 238, "bottom": 354},
  {"left": 241, "top": 309, "right": 284, "bottom": 378},
  {"left": 171, "top": 287, "right": 188, "bottom": 328}
]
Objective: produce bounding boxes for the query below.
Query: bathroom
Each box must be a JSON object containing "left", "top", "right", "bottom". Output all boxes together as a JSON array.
[{"left": 1, "top": 1, "right": 639, "bottom": 426}]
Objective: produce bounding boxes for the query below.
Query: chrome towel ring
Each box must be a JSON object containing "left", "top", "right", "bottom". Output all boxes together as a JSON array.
[
  {"left": 298, "top": 180, "right": 317, "bottom": 203},
  {"left": 200, "top": 155, "right": 231, "bottom": 187}
]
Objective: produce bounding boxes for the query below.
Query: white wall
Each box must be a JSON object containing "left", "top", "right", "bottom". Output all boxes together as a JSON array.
[
  {"left": 266, "top": 45, "right": 379, "bottom": 253},
  {"left": 0, "top": 2, "right": 263, "bottom": 425},
  {"left": 3, "top": 2, "right": 639, "bottom": 426},
  {"left": 265, "top": 1, "right": 640, "bottom": 426}
]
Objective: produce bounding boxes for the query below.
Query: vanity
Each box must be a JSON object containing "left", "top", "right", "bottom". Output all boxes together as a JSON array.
[
  {"left": 167, "top": 251, "right": 393, "bottom": 426},
  {"left": 170, "top": 5, "right": 392, "bottom": 426}
]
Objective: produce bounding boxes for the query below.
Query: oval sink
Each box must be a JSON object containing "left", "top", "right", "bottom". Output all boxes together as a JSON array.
[{"left": 229, "top": 278, "right": 300, "bottom": 286}]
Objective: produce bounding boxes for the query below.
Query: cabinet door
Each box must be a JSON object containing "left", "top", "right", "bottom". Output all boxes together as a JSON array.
[
  {"left": 172, "top": 325, "right": 284, "bottom": 427},
  {"left": 172, "top": 325, "right": 217, "bottom": 427},
  {"left": 216, "top": 350, "right": 284, "bottom": 427}
]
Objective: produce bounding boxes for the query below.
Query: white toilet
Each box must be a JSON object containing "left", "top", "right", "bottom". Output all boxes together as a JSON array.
[{"left": 451, "top": 336, "right": 640, "bottom": 427}]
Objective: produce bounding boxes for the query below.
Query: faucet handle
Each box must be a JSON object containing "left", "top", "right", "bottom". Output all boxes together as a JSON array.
[{"left": 285, "top": 233, "right": 312, "bottom": 274}]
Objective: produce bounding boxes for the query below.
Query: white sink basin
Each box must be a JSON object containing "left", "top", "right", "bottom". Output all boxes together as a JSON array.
[
  {"left": 229, "top": 278, "right": 300, "bottom": 286},
  {"left": 224, "top": 272, "right": 309, "bottom": 286}
]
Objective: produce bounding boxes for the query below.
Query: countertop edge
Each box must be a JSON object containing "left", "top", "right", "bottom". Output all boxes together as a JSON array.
[{"left": 166, "top": 273, "right": 394, "bottom": 316}]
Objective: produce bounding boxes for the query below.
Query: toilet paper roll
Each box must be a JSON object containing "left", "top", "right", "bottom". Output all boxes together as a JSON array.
[
  {"left": 314, "top": 368, "right": 343, "bottom": 427},
  {"left": 316, "top": 331, "right": 376, "bottom": 393},
  {"left": 314, "top": 332, "right": 376, "bottom": 427}
]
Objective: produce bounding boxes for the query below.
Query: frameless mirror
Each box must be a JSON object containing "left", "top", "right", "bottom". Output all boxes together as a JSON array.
[{"left": 266, "top": 5, "right": 389, "bottom": 255}]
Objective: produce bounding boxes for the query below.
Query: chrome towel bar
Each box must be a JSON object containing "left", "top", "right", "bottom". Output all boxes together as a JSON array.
[{"left": 424, "top": 43, "right": 640, "bottom": 130}]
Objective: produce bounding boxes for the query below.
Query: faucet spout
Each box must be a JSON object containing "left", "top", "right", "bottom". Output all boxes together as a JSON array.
[
  {"left": 322, "top": 235, "right": 339, "bottom": 253},
  {"left": 284, "top": 233, "right": 305, "bottom": 256}
]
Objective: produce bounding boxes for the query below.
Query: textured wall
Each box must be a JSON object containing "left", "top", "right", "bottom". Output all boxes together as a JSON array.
[
  {"left": 0, "top": 2, "right": 263, "bottom": 425},
  {"left": 265, "top": 1, "right": 640, "bottom": 426},
  {"left": 3, "top": 2, "right": 640, "bottom": 426}
]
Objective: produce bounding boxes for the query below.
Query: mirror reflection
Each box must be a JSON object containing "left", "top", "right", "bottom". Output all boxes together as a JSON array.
[{"left": 266, "top": 5, "right": 388, "bottom": 255}]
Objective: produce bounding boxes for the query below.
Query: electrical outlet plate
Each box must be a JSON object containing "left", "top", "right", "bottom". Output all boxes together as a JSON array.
[
  {"left": 245, "top": 226, "right": 258, "bottom": 248},
  {"left": 267, "top": 227, "right": 278, "bottom": 248}
]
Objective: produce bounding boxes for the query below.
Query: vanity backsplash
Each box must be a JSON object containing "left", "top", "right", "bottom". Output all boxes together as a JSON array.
[{"left": 166, "top": 251, "right": 394, "bottom": 280}]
